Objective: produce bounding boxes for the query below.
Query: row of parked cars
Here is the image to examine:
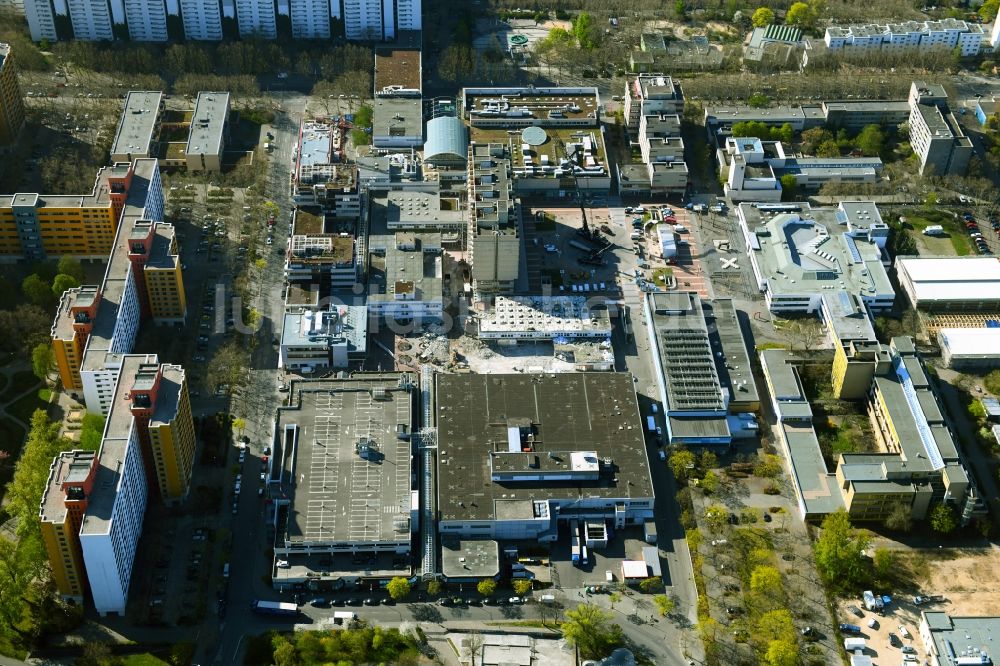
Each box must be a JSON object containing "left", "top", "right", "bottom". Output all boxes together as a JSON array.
[{"left": 963, "top": 212, "right": 998, "bottom": 255}]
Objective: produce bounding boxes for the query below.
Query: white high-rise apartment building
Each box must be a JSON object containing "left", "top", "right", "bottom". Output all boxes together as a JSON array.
[
  {"left": 179, "top": 0, "right": 222, "bottom": 40},
  {"left": 395, "top": 0, "right": 419, "bottom": 32},
  {"left": 343, "top": 0, "right": 382, "bottom": 40},
  {"left": 123, "top": 0, "right": 167, "bottom": 41},
  {"left": 236, "top": 0, "right": 276, "bottom": 38},
  {"left": 65, "top": 0, "right": 114, "bottom": 40},
  {"left": 289, "top": 0, "right": 330, "bottom": 39},
  {"left": 24, "top": 0, "right": 59, "bottom": 41},
  {"left": 25, "top": 0, "right": 418, "bottom": 41},
  {"left": 79, "top": 355, "right": 152, "bottom": 617},
  {"left": 0, "top": 0, "right": 25, "bottom": 14}
]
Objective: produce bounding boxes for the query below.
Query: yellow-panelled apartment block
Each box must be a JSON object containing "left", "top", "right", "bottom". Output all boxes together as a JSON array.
[
  {"left": 39, "top": 450, "right": 98, "bottom": 603},
  {"left": 0, "top": 43, "right": 26, "bottom": 146},
  {"left": 128, "top": 362, "right": 196, "bottom": 503},
  {"left": 0, "top": 162, "right": 143, "bottom": 261}
]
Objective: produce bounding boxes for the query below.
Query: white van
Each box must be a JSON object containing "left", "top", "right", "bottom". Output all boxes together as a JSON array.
[{"left": 630, "top": 231, "right": 642, "bottom": 240}]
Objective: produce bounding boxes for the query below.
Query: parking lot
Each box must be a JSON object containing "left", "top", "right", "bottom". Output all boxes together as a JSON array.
[{"left": 835, "top": 597, "right": 924, "bottom": 664}]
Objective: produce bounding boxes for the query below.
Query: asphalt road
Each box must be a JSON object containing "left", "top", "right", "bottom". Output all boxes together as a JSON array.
[{"left": 194, "top": 93, "right": 309, "bottom": 666}]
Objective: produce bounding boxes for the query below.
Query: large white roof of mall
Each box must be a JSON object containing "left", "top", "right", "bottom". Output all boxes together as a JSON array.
[{"left": 899, "top": 256, "right": 1000, "bottom": 302}]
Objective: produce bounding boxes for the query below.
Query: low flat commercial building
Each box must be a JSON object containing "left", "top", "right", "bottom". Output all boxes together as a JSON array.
[
  {"left": 279, "top": 306, "right": 368, "bottom": 371},
  {"left": 435, "top": 373, "right": 654, "bottom": 540},
  {"left": 372, "top": 97, "right": 423, "bottom": 149},
  {"left": 737, "top": 201, "right": 894, "bottom": 314},
  {"left": 285, "top": 208, "right": 358, "bottom": 290},
  {"left": 623, "top": 74, "right": 683, "bottom": 133},
  {"left": 908, "top": 82, "right": 972, "bottom": 176},
  {"left": 269, "top": 375, "right": 416, "bottom": 586},
  {"left": 185, "top": 92, "right": 229, "bottom": 172},
  {"left": 441, "top": 540, "right": 500, "bottom": 582},
  {"left": 704, "top": 297, "right": 760, "bottom": 413},
  {"left": 744, "top": 24, "right": 805, "bottom": 67},
  {"left": 645, "top": 292, "right": 731, "bottom": 445},
  {"left": 468, "top": 143, "right": 520, "bottom": 294},
  {"left": 293, "top": 121, "right": 359, "bottom": 215},
  {"left": 938, "top": 328, "right": 1000, "bottom": 369},
  {"left": 721, "top": 137, "right": 882, "bottom": 202},
  {"left": 761, "top": 340, "right": 983, "bottom": 524},
  {"left": 462, "top": 87, "right": 611, "bottom": 195},
  {"left": 386, "top": 190, "right": 465, "bottom": 233},
  {"left": 704, "top": 100, "right": 910, "bottom": 144},
  {"left": 110, "top": 91, "right": 164, "bottom": 163},
  {"left": 367, "top": 231, "right": 443, "bottom": 322},
  {"left": 476, "top": 296, "right": 612, "bottom": 342},
  {"left": 919, "top": 611, "right": 1000, "bottom": 666},
  {"left": 896, "top": 256, "right": 1000, "bottom": 312},
  {"left": 373, "top": 48, "right": 421, "bottom": 97}
]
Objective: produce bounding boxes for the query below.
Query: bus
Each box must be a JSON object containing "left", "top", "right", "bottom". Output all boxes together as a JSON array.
[
  {"left": 570, "top": 520, "right": 581, "bottom": 565},
  {"left": 251, "top": 600, "right": 299, "bottom": 617}
]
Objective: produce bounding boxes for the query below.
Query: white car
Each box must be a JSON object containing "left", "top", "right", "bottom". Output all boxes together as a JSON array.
[
  {"left": 543, "top": 244, "right": 557, "bottom": 252},
  {"left": 266, "top": 237, "right": 274, "bottom": 245},
  {"left": 276, "top": 560, "right": 290, "bottom": 569},
  {"left": 509, "top": 597, "right": 524, "bottom": 604}
]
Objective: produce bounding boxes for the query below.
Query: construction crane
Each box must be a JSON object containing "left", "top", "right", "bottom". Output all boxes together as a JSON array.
[{"left": 554, "top": 136, "right": 592, "bottom": 238}]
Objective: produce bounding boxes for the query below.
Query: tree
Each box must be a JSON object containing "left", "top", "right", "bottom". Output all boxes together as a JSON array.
[
  {"left": 51, "top": 273, "right": 80, "bottom": 299},
  {"left": 22, "top": 274, "right": 53, "bottom": 308},
  {"left": 561, "top": 604, "right": 625, "bottom": 660},
  {"left": 701, "top": 470, "right": 720, "bottom": 494},
  {"left": 980, "top": 0, "right": 1000, "bottom": 21},
  {"left": 924, "top": 192, "right": 939, "bottom": 208},
  {"left": 801, "top": 127, "right": 833, "bottom": 154},
  {"left": 426, "top": 580, "right": 443, "bottom": 596},
  {"left": 654, "top": 594, "right": 675, "bottom": 616},
  {"left": 669, "top": 448, "right": 696, "bottom": 482},
  {"left": 884, "top": 501, "right": 914, "bottom": 533},
  {"left": 785, "top": 2, "right": 815, "bottom": 28},
  {"left": 31, "top": 343, "right": 54, "bottom": 381},
  {"left": 512, "top": 579, "right": 533, "bottom": 596},
  {"left": 639, "top": 576, "right": 663, "bottom": 593},
  {"left": 386, "top": 576, "right": 411, "bottom": 600},
  {"left": 674, "top": 0, "right": 687, "bottom": 18},
  {"left": 571, "top": 12, "right": 600, "bottom": 50},
  {"left": 704, "top": 504, "right": 729, "bottom": 532},
  {"left": 476, "top": 579, "right": 497, "bottom": 597},
  {"left": 57, "top": 257, "right": 86, "bottom": 283},
  {"left": 754, "top": 454, "right": 782, "bottom": 478},
  {"left": 764, "top": 639, "right": 799, "bottom": 666},
  {"left": 757, "top": 609, "right": 797, "bottom": 645},
  {"left": 0, "top": 305, "right": 55, "bottom": 355},
  {"left": 813, "top": 510, "right": 871, "bottom": 594},
  {"left": 930, "top": 504, "right": 957, "bottom": 534},
  {"left": 856, "top": 124, "right": 885, "bottom": 157},
  {"left": 985, "top": 369, "right": 1000, "bottom": 395},
  {"left": 780, "top": 174, "right": 798, "bottom": 200},
  {"left": 776, "top": 123, "right": 794, "bottom": 144},
  {"left": 233, "top": 417, "right": 247, "bottom": 437},
  {"left": 466, "top": 631, "right": 484, "bottom": 666},
  {"left": 749, "top": 565, "right": 783, "bottom": 597},
  {"left": 816, "top": 140, "right": 842, "bottom": 157},
  {"left": 748, "top": 92, "right": 770, "bottom": 108},
  {"left": 872, "top": 547, "right": 895, "bottom": 581},
  {"left": 751, "top": 7, "right": 775, "bottom": 26},
  {"left": 699, "top": 450, "right": 718, "bottom": 472}
]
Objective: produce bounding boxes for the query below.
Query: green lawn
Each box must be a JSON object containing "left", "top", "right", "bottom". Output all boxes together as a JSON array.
[
  {"left": 0, "top": 371, "right": 38, "bottom": 403},
  {"left": 122, "top": 654, "right": 169, "bottom": 666},
  {"left": 7, "top": 389, "right": 48, "bottom": 426},
  {"left": 905, "top": 211, "right": 973, "bottom": 257}
]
